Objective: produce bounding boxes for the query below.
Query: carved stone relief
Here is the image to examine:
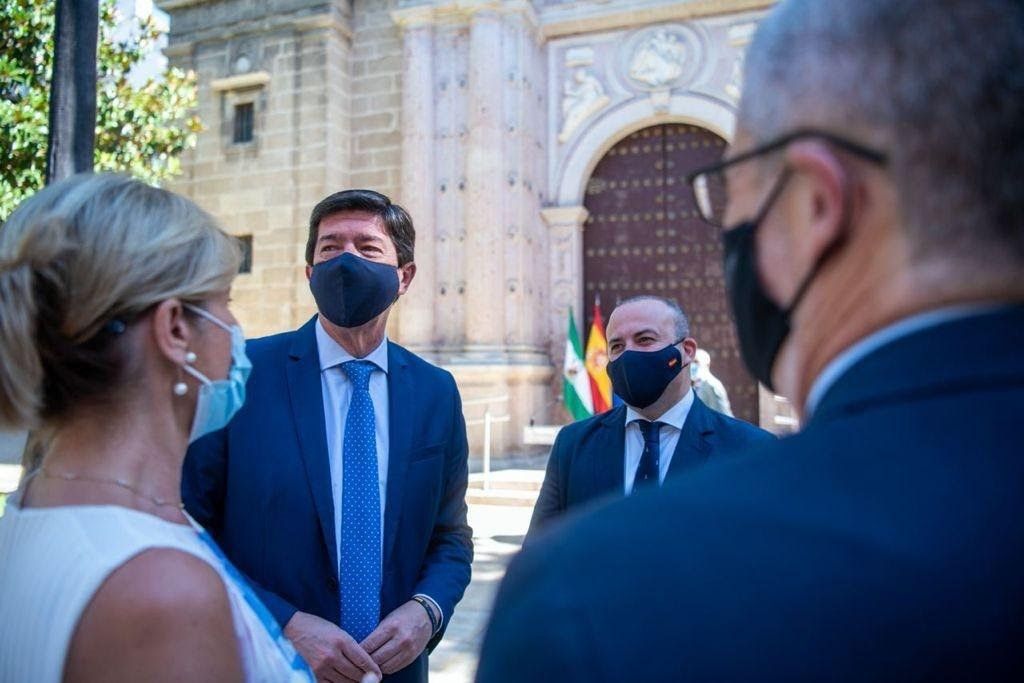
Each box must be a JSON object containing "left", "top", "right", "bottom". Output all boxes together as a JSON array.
[
  {"left": 628, "top": 29, "right": 685, "bottom": 87},
  {"left": 559, "top": 67, "right": 610, "bottom": 142},
  {"left": 724, "top": 50, "right": 745, "bottom": 102},
  {"left": 558, "top": 47, "right": 610, "bottom": 143},
  {"left": 621, "top": 25, "right": 702, "bottom": 91}
]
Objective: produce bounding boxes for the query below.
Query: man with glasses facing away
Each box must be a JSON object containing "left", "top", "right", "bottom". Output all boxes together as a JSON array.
[{"left": 476, "top": 1, "right": 1024, "bottom": 680}]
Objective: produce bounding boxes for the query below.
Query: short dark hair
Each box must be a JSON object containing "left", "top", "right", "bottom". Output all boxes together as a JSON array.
[
  {"left": 305, "top": 189, "right": 415, "bottom": 267},
  {"left": 615, "top": 295, "right": 691, "bottom": 339}
]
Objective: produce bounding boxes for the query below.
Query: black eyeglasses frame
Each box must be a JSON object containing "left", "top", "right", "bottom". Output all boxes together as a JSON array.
[{"left": 685, "top": 128, "right": 889, "bottom": 227}]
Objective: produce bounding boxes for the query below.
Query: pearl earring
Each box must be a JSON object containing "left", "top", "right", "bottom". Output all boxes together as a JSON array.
[
  {"left": 185, "top": 351, "right": 197, "bottom": 364},
  {"left": 173, "top": 382, "right": 188, "bottom": 396}
]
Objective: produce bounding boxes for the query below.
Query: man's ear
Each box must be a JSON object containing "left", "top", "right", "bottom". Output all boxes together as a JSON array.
[
  {"left": 304, "top": 264, "right": 313, "bottom": 282},
  {"left": 785, "top": 140, "right": 851, "bottom": 268},
  {"left": 397, "top": 262, "right": 417, "bottom": 296},
  {"left": 151, "top": 299, "right": 192, "bottom": 367},
  {"left": 680, "top": 337, "right": 698, "bottom": 364}
]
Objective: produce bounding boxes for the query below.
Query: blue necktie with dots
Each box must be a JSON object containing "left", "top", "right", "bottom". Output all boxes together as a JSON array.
[
  {"left": 635, "top": 420, "right": 665, "bottom": 488},
  {"left": 339, "top": 360, "right": 381, "bottom": 642}
]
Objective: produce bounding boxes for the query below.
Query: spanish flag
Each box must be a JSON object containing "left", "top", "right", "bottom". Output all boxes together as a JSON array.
[{"left": 585, "top": 297, "right": 613, "bottom": 413}]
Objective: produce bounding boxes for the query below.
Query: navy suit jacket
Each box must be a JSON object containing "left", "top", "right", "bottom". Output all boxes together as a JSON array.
[
  {"left": 184, "top": 318, "right": 473, "bottom": 683},
  {"left": 477, "top": 305, "right": 1024, "bottom": 682},
  {"left": 528, "top": 397, "right": 773, "bottom": 538}
]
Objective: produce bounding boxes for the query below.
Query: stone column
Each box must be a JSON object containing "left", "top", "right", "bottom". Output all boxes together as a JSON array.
[
  {"left": 394, "top": 16, "right": 436, "bottom": 349},
  {"left": 464, "top": 8, "right": 505, "bottom": 352},
  {"left": 542, "top": 205, "right": 589, "bottom": 358}
]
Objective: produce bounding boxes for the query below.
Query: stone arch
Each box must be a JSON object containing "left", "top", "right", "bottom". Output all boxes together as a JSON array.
[{"left": 554, "top": 94, "right": 736, "bottom": 207}]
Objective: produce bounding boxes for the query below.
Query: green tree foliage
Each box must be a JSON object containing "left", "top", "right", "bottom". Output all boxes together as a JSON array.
[{"left": 0, "top": 0, "right": 201, "bottom": 219}]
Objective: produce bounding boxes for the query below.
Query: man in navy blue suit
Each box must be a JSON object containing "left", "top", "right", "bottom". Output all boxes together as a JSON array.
[
  {"left": 478, "top": 0, "right": 1024, "bottom": 679},
  {"left": 528, "top": 296, "right": 772, "bottom": 538},
  {"left": 184, "top": 190, "right": 472, "bottom": 683}
]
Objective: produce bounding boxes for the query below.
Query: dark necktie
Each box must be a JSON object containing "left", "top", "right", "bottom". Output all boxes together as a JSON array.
[
  {"left": 635, "top": 420, "right": 665, "bottom": 488},
  {"left": 339, "top": 360, "right": 381, "bottom": 642}
]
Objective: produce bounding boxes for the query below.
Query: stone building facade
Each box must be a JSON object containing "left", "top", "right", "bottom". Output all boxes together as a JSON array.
[{"left": 157, "top": 0, "right": 795, "bottom": 454}]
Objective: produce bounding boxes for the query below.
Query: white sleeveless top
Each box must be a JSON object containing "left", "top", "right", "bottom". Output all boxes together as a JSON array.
[{"left": 0, "top": 492, "right": 313, "bottom": 683}]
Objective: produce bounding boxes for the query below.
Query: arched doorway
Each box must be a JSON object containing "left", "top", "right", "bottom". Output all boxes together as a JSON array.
[{"left": 582, "top": 123, "right": 759, "bottom": 424}]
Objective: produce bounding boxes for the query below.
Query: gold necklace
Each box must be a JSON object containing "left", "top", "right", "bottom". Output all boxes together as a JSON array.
[{"left": 38, "top": 467, "right": 185, "bottom": 510}]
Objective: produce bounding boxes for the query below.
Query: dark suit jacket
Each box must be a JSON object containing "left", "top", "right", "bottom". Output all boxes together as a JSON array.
[
  {"left": 528, "top": 397, "right": 773, "bottom": 538},
  {"left": 184, "top": 317, "right": 473, "bottom": 683},
  {"left": 477, "top": 305, "right": 1024, "bottom": 682}
]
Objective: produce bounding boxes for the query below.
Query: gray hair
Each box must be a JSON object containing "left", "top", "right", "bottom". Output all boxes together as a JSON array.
[
  {"left": 615, "top": 295, "right": 690, "bottom": 340},
  {"left": 0, "top": 173, "right": 241, "bottom": 429},
  {"left": 740, "top": 0, "right": 1024, "bottom": 272}
]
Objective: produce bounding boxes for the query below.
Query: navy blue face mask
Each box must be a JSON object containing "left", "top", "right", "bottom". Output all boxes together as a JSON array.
[
  {"left": 607, "top": 340, "right": 687, "bottom": 409},
  {"left": 309, "top": 252, "right": 400, "bottom": 328}
]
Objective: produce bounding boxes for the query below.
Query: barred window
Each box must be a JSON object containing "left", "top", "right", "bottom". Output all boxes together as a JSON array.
[
  {"left": 233, "top": 103, "right": 254, "bottom": 143},
  {"left": 237, "top": 235, "right": 253, "bottom": 274}
]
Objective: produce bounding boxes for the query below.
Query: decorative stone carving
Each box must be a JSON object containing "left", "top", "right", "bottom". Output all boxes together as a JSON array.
[
  {"left": 542, "top": 206, "right": 588, "bottom": 352},
  {"left": 649, "top": 88, "right": 671, "bottom": 113},
  {"left": 618, "top": 24, "right": 702, "bottom": 93},
  {"left": 725, "top": 50, "right": 745, "bottom": 102},
  {"left": 229, "top": 37, "right": 260, "bottom": 75},
  {"left": 558, "top": 67, "right": 610, "bottom": 143},
  {"left": 726, "top": 23, "right": 755, "bottom": 103},
  {"left": 628, "top": 28, "right": 686, "bottom": 88}
]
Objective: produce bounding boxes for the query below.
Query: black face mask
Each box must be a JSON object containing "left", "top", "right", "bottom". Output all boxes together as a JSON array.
[
  {"left": 607, "top": 340, "right": 687, "bottom": 409},
  {"left": 309, "top": 252, "right": 400, "bottom": 328},
  {"left": 722, "top": 217, "right": 840, "bottom": 392}
]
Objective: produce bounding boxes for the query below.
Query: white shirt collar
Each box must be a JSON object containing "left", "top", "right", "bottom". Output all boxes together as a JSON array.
[
  {"left": 804, "top": 303, "right": 1006, "bottom": 417},
  {"left": 625, "top": 387, "right": 695, "bottom": 431},
  {"left": 315, "top": 317, "right": 389, "bottom": 373}
]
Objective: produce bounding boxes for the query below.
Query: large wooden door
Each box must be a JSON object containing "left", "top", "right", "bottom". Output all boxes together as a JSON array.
[{"left": 582, "top": 124, "right": 759, "bottom": 424}]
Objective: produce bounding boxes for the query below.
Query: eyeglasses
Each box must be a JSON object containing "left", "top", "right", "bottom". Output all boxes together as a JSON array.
[{"left": 686, "top": 128, "right": 888, "bottom": 228}]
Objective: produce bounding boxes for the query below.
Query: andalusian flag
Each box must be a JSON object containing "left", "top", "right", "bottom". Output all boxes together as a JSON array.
[
  {"left": 585, "top": 297, "right": 613, "bottom": 413},
  {"left": 563, "top": 308, "right": 594, "bottom": 421}
]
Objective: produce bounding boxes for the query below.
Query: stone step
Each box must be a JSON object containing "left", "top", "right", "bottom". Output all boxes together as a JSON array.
[
  {"left": 468, "top": 469, "right": 544, "bottom": 492},
  {"left": 466, "top": 487, "right": 539, "bottom": 508}
]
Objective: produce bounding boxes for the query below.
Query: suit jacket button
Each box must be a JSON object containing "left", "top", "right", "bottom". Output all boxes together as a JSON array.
[{"left": 328, "top": 576, "right": 338, "bottom": 589}]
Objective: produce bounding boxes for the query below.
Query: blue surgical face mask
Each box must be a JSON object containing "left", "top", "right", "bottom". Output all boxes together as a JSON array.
[{"left": 182, "top": 304, "right": 252, "bottom": 443}]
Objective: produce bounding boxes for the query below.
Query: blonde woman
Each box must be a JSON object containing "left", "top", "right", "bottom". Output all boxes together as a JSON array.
[{"left": 0, "top": 174, "right": 313, "bottom": 682}]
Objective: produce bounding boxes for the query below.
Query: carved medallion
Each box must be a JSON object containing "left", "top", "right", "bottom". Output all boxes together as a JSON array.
[{"left": 620, "top": 25, "right": 702, "bottom": 92}]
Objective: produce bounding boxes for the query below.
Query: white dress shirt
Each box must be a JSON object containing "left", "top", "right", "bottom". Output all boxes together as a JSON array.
[
  {"left": 314, "top": 320, "right": 443, "bottom": 628},
  {"left": 315, "top": 320, "right": 390, "bottom": 555},
  {"left": 623, "top": 388, "right": 695, "bottom": 494}
]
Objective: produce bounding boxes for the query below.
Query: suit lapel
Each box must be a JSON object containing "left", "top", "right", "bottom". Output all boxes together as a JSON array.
[
  {"left": 383, "top": 342, "right": 412, "bottom": 568},
  {"left": 589, "top": 406, "right": 627, "bottom": 498},
  {"left": 667, "top": 395, "right": 713, "bottom": 479},
  {"left": 286, "top": 317, "right": 338, "bottom": 574}
]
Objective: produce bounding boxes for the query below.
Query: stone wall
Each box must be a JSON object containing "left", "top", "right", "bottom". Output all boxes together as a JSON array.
[
  {"left": 349, "top": 0, "right": 403, "bottom": 195},
  {"left": 161, "top": 0, "right": 353, "bottom": 337}
]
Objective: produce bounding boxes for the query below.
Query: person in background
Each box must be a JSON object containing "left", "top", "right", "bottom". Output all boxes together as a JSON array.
[
  {"left": 527, "top": 296, "right": 771, "bottom": 538},
  {"left": 690, "top": 348, "right": 733, "bottom": 416},
  {"left": 476, "top": 0, "right": 1024, "bottom": 679},
  {"left": 0, "top": 173, "right": 312, "bottom": 682},
  {"left": 184, "top": 189, "right": 472, "bottom": 683}
]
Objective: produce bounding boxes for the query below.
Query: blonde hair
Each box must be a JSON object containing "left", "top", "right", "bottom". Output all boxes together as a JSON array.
[{"left": 0, "top": 173, "right": 241, "bottom": 429}]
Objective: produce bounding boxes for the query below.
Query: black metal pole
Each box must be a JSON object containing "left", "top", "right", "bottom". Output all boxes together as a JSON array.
[{"left": 45, "top": 0, "right": 99, "bottom": 184}]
